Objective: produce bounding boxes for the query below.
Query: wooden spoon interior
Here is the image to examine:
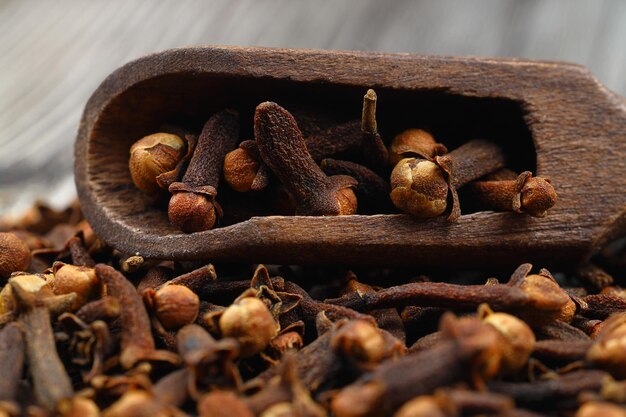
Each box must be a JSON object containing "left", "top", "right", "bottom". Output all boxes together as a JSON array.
[{"left": 75, "top": 46, "right": 626, "bottom": 268}]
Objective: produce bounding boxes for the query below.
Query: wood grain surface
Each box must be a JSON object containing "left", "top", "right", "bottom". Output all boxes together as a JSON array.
[{"left": 1, "top": 0, "right": 625, "bottom": 216}]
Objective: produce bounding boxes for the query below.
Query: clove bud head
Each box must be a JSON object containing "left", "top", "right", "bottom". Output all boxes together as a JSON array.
[
  {"left": 331, "top": 320, "right": 386, "bottom": 364},
  {"left": 390, "top": 158, "right": 448, "bottom": 218},
  {"left": 335, "top": 187, "right": 359, "bottom": 216},
  {"left": 218, "top": 297, "right": 278, "bottom": 357},
  {"left": 223, "top": 146, "right": 262, "bottom": 193},
  {"left": 0, "top": 273, "right": 48, "bottom": 314},
  {"left": 129, "top": 133, "right": 185, "bottom": 194},
  {"left": 0, "top": 232, "right": 31, "bottom": 280},
  {"left": 520, "top": 177, "right": 557, "bottom": 217},
  {"left": 49, "top": 262, "right": 100, "bottom": 310},
  {"left": 389, "top": 129, "right": 447, "bottom": 166},
  {"left": 518, "top": 273, "right": 576, "bottom": 324},
  {"left": 479, "top": 305, "right": 535, "bottom": 374},
  {"left": 587, "top": 313, "right": 626, "bottom": 378},
  {"left": 150, "top": 284, "right": 200, "bottom": 330},
  {"left": 168, "top": 191, "right": 217, "bottom": 233}
]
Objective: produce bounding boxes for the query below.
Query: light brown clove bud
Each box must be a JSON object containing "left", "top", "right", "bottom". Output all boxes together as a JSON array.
[
  {"left": 0, "top": 233, "right": 31, "bottom": 280},
  {"left": 0, "top": 273, "right": 48, "bottom": 314},
  {"left": 479, "top": 304, "right": 535, "bottom": 374},
  {"left": 331, "top": 320, "right": 387, "bottom": 364},
  {"left": 389, "top": 129, "right": 447, "bottom": 166},
  {"left": 129, "top": 133, "right": 185, "bottom": 194},
  {"left": 48, "top": 262, "right": 100, "bottom": 310},
  {"left": 219, "top": 297, "right": 278, "bottom": 357},
  {"left": 518, "top": 273, "right": 576, "bottom": 324},
  {"left": 150, "top": 284, "right": 200, "bottom": 330},
  {"left": 223, "top": 142, "right": 267, "bottom": 193},
  {"left": 390, "top": 158, "right": 448, "bottom": 218},
  {"left": 587, "top": 313, "right": 626, "bottom": 378}
]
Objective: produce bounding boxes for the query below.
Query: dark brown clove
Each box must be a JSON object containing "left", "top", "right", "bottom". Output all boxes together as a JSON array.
[
  {"left": 535, "top": 320, "right": 590, "bottom": 341},
  {"left": 577, "top": 263, "right": 614, "bottom": 290},
  {"left": 168, "top": 110, "right": 239, "bottom": 232},
  {"left": 0, "top": 323, "right": 24, "bottom": 404},
  {"left": 10, "top": 281, "right": 73, "bottom": 411},
  {"left": 331, "top": 313, "right": 503, "bottom": 417},
  {"left": 157, "top": 264, "right": 217, "bottom": 293},
  {"left": 572, "top": 315, "right": 604, "bottom": 339},
  {"left": 95, "top": 264, "right": 178, "bottom": 369},
  {"left": 67, "top": 234, "right": 95, "bottom": 267},
  {"left": 581, "top": 294, "right": 626, "bottom": 319},
  {"left": 532, "top": 339, "right": 591, "bottom": 362},
  {"left": 176, "top": 324, "right": 241, "bottom": 397},
  {"left": 254, "top": 102, "right": 358, "bottom": 216},
  {"left": 281, "top": 280, "right": 374, "bottom": 329},
  {"left": 75, "top": 296, "right": 120, "bottom": 323},
  {"left": 136, "top": 261, "right": 176, "bottom": 293},
  {"left": 488, "top": 369, "right": 608, "bottom": 409},
  {"left": 325, "top": 281, "right": 530, "bottom": 312},
  {"left": 463, "top": 171, "right": 557, "bottom": 217}
]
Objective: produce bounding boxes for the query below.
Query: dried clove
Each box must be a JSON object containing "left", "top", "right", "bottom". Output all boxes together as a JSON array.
[
  {"left": 168, "top": 110, "right": 239, "bottom": 232},
  {"left": 391, "top": 139, "right": 506, "bottom": 220},
  {"left": 0, "top": 323, "right": 24, "bottom": 405},
  {"left": 463, "top": 171, "right": 557, "bottom": 217},
  {"left": 11, "top": 281, "right": 73, "bottom": 411},
  {"left": 0, "top": 232, "right": 31, "bottom": 280},
  {"left": 331, "top": 313, "right": 503, "bottom": 417},
  {"left": 144, "top": 284, "right": 200, "bottom": 330},
  {"left": 128, "top": 132, "right": 186, "bottom": 194},
  {"left": 94, "top": 264, "right": 178, "bottom": 368},
  {"left": 254, "top": 102, "right": 358, "bottom": 216}
]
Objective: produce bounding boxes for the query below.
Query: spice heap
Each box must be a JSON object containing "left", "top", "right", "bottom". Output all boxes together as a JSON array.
[
  {"left": 0, "top": 201, "right": 625, "bottom": 416},
  {"left": 127, "top": 89, "right": 557, "bottom": 233}
]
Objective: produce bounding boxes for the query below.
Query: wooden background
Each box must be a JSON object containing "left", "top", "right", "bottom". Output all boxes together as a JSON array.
[{"left": 1, "top": 0, "right": 625, "bottom": 217}]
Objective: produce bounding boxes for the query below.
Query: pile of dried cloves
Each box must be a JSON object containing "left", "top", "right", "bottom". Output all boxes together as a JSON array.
[
  {"left": 1, "top": 201, "right": 625, "bottom": 416},
  {"left": 128, "top": 89, "right": 557, "bottom": 233}
]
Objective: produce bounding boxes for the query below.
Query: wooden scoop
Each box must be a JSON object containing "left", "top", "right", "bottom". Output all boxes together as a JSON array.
[{"left": 74, "top": 46, "right": 626, "bottom": 268}]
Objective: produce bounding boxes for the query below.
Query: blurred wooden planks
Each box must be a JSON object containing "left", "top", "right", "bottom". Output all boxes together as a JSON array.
[{"left": 0, "top": 0, "right": 625, "bottom": 216}]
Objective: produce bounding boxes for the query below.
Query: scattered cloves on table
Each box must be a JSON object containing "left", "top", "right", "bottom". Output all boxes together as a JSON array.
[{"left": 0, "top": 175, "right": 618, "bottom": 417}]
